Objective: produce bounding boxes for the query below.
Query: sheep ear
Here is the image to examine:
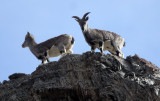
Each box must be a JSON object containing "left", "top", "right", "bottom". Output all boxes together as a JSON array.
[
  {"left": 72, "top": 16, "right": 80, "bottom": 22},
  {"left": 85, "top": 17, "right": 89, "bottom": 21},
  {"left": 27, "top": 32, "right": 30, "bottom": 36},
  {"left": 75, "top": 18, "right": 79, "bottom": 21}
]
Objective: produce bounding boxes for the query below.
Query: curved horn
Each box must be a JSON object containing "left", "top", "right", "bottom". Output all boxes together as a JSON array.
[
  {"left": 82, "top": 12, "right": 91, "bottom": 20},
  {"left": 72, "top": 16, "right": 80, "bottom": 21}
]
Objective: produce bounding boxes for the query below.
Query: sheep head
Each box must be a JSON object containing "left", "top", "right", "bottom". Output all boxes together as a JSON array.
[
  {"left": 72, "top": 12, "right": 90, "bottom": 31},
  {"left": 22, "top": 32, "right": 35, "bottom": 48}
]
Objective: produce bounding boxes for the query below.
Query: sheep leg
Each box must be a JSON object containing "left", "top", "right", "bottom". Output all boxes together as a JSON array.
[
  {"left": 111, "top": 39, "right": 122, "bottom": 57},
  {"left": 44, "top": 50, "right": 50, "bottom": 63},
  {"left": 99, "top": 41, "right": 104, "bottom": 53},
  {"left": 117, "top": 38, "right": 125, "bottom": 58},
  {"left": 58, "top": 45, "right": 67, "bottom": 58},
  {"left": 60, "top": 50, "right": 65, "bottom": 54},
  {"left": 46, "top": 58, "right": 50, "bottom": 62},
  {"left": 113, "top": 46, "right": 121, "bottom": 57},
  {"left": 42, "top": 60, "right": 44, "bottom": 64},
  {"left": 58, "top": 45, "right": 66, "bottom": 54},
  {"left": 116, "top": 51, "right": 120, "bottom": 57},
  {"left": 91, "top": 46, "right": 96, "bottom": 53},
  {"left": 38, "top": 55, "right": 47, "bottom": 64},
  {"left": 67, "top": 49, "right": 73, "bottom": 54},
  {"left": 42, "top": 59, "right": 47, "bottom": 64}
]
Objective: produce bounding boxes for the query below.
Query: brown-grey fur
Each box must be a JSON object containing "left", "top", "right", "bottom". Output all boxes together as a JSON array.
[
  {"left": 22, "top": 32, "right": 74, "bottom": 64},
  {"left": 73, "top": 12, "right": 125, "bottom": 57}
]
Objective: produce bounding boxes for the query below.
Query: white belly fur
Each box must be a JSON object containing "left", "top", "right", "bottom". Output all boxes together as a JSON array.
[
  {"left": 48, "top": 44, "right": 74, "bottom": 58},
  {"left": 103, "top": 40, "right": 114, "bottom": 51},
  {"left": 48, "top": 46, "right": 61, "bottom": 57}
]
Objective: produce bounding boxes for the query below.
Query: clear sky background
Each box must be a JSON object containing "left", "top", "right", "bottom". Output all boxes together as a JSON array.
[{"left": 0, "top": 0, "right": 160, "bottom": 82}]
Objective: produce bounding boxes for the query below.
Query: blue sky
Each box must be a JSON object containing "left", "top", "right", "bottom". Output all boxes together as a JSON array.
[{"left": 0, "top": 0, "right": 160, "bottom": 82}]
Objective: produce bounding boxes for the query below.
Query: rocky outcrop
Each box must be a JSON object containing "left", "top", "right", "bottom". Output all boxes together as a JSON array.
[{"left": 0, "top": 52, "right": 160, "bottom": 101}]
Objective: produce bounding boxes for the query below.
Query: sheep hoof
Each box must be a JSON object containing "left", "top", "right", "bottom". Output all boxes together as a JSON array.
[{"left": 100, "top": 49, "right": 103, "bottom": 54}]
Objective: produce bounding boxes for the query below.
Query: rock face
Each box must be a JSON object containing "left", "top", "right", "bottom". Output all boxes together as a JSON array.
[{"left": 0, "top": 52, "right": 160, "bottom": 101}]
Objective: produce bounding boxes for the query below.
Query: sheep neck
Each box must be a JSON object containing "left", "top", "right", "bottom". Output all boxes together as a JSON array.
[
  {"left": 81, "top": 23, "right": 89, "bottom": 32},
  {"left": 28, "top": 39, "right": 38, "bottom": 56}
]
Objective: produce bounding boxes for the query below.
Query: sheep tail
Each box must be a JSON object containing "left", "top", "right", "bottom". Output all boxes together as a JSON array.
[{"left": 71, "top": 37, "right": 75, "bottom": 44}]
